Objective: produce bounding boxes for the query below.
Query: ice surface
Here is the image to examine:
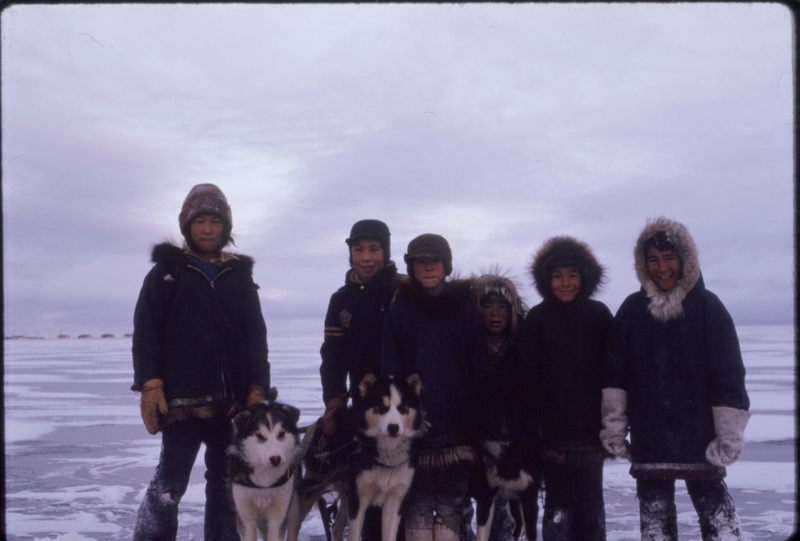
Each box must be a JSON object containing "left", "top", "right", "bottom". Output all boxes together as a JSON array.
[{"left": 4, "top": 326, "right": 796, "bottom": 540}]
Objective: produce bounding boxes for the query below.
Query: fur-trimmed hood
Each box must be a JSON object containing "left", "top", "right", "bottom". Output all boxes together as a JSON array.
[
  {"left": 634, "top": 217, "right": 701, "bottom": 322},
  {"left": 471, "top": 272, "right": 527, "bottom": 336},
  {"left": 530, "top": 236, "right": 605, "bottom": 302},
  {"left": 151, "top": 242, "right": 253, "bottom": 273}
]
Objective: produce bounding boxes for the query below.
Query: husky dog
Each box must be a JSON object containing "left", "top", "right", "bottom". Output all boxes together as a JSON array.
[
  {"left": 228, "top": 399, "right": 302, "bottom": 541},
  {"left": 287, "top": 372, "right": 424, "bottom": 541},
  {"left": 471, "top": 417, "right": 540, "bottom": 541},
  {"left": 346, "top": 372, "right": 424, "bottom": 541}
]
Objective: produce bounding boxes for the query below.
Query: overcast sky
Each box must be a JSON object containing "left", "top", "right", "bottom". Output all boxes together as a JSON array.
[{"left": 2, "top": 3, "right": 793, "bottom": 338}]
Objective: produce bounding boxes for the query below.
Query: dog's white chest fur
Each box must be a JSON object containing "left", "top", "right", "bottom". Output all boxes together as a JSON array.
[
  {"left": 233, "top": 480, "right": 293, "bottom": 511},
  {"left": 356, "top": 462, "right": 414, "bottom": 506}
]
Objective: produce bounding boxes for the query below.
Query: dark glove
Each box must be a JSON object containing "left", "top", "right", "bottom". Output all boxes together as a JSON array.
[
  {"left": 321, "top": 394, "right": 348, "bottom": 436},
  {"left": 140, "top": 378, "right": 168, "bottom": 435}
]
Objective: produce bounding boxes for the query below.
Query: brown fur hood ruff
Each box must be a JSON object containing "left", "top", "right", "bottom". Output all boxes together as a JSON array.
[
  {"left": 634, "top": 217, "right": 701, "bottom": 322},
  {"left": 471, "top": 272, "right": 527, "bottom": 335},
  {"left": 530, "top": 236, "right": 605, "bottom": 302}
]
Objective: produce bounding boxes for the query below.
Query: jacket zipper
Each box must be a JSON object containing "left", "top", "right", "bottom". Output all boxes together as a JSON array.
[{"left": 187, "top": 264, "right": 233, "bottom": 400}]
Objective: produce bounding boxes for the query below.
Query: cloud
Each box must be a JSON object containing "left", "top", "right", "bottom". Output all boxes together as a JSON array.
[{"left": 2, "top": 3, "right": 793, "bottom": 336}]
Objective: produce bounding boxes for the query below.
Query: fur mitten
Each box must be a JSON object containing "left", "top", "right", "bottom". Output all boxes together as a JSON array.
[
  {"left": 705, "top": 406, "right": 750, "bottom": 467},
  {"left": 600, "top": 387, "right": 630, "bottom": 459},
  {"left": 140, "top": 378, "right": 168, "bottom": 434}
]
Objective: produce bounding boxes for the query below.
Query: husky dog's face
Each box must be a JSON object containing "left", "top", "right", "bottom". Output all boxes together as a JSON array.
[
  {"left": 232, "top": 402, "right": 300, "bottom": 468},
  {"left": 357, "top": 373, "right": 423, "bottom": 439}
]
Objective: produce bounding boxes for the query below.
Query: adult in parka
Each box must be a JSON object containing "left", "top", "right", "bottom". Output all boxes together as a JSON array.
[{"left": 601, "top": 217, "right": 750, "bottom": 540}]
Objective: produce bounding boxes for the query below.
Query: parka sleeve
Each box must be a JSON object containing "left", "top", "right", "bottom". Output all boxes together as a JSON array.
[
  {"left": 131, "top": 266, "right": 168, "bottom": 390},
  {"left": 242, "top": 275, "right": 270, "bottom": 390},
  {"left": 703, "top": 292, "right": 750, "bottom": 410},
  {"left": 320, "top": 292, "right": 348, "bottom": 404},
  {"left": 517, "top": 310, "right": 542, "bottom": 434},
  {"left": 604, "top": 297, "right": 632, "bottom": 390}
]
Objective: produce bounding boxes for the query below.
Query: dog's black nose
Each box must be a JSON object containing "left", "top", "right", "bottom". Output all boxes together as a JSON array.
[
  {"left": 387, "top": 424, "right": 399, "bottom": 436},
  {"left": 270, "top": 455, "right": 282, "bottom": 466}
]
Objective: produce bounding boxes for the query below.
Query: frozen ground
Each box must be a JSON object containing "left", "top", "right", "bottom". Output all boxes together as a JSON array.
[{"left": 4, "top": 325, "right": 796, "bottom": 540}]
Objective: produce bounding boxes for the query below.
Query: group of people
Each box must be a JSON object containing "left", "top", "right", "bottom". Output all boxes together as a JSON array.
[{"left": 131, "top": 183, "right": 750, "bottom": 541}]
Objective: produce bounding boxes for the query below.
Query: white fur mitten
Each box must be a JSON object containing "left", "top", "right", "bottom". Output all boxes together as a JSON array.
[
  {"left": 705, "top": 406, "right": 750, "bottom": 467},
  {"left": 600, "top": 387, "right": 630, "bottom": 460}
]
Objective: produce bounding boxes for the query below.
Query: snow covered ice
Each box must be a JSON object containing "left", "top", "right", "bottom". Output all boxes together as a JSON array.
[{"left": 4, "top": 325, "right": 796, "bottom": 540}]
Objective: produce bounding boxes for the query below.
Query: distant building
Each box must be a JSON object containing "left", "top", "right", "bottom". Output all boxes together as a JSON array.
[
  {"left": 123, "top": 333, "right": 133, "bottom": 338},
  {"left": 57, "top": 334, "right": 71, "bottom": 339},
  {"left": 100, "top": 333, "right": 115, "bottom": 339},
  {"left": 77, "top": 334, "right": 92, "bottom": 339}
]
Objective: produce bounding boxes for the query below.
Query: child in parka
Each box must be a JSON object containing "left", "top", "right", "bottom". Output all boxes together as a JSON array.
[
  {"left": 601, "top": 217, "right": 750, "bottom": 540},
  {"left": 381, "top": 233, "right": 488, "bottom": 541},
  {"left": 521, "top": 236, "right": 613, "bottom": 540},
  {"left": 319, "top": 218, "right": 405, "bottom": 541},
  {"left": 131, "top": 184, "right": 270, "bottom": 541},
  {"left": 473, "top": 273, "right": 540, "bottom": 541}
]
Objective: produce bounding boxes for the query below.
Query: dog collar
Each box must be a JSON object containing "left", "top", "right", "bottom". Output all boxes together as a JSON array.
[{"left": 233, "top": 465, "right": 295, "bottom": 490}]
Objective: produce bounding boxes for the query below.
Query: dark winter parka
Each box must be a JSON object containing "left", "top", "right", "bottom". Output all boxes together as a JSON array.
[
  {"left": 132, "top": 243, "right": 269, "bottom": 422},
  {"left": 381, "top": 279, "right": 488, "bottom": 455},
  {"left": 320, "top": 262, "right": 405, "bottom": 404},
  {"left": 522, "top": 236, "right": 613, "bottom": 464},
  {"left": 604, "top": 218, "right": 749, "bottom": 479}
]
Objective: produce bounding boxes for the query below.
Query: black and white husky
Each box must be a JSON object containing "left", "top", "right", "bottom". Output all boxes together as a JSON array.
[
  {"left": 228, "top": 399, "right": 302, "bottom": 541},
  {"left": 345, "top": 372, "right": 424, "bottom": 541},
  {"left": 287, "top": 372, "right": 423, "bottom": 541},
  {"left": 471, "top": 417, "right": 541, "bottom": 541}
]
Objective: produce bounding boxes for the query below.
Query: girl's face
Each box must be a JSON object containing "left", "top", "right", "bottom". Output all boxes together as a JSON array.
[
  {"left": 646, "top": 246, "right": 682, "bottom": 291},
  {"left": 350, "top": 239, "right": 385, "bottom": 282},
  {"left": 481, "top": 299, "right": 511, "bottom": 335},
  {"left": 413, "top": 259, "right": 446, "bottom": 295},
  {"left": 190, "top": 214, "right": 224, "bottom": 260},
  {"left": 550, "top": 265, "right": 581, "bottom": 303}
]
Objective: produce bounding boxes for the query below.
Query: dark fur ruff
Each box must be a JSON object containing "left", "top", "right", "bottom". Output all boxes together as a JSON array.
[
  {"left": 151, "top": 241, "right": 254, "bottom": 273},
  {"left": 530, "top": 236, "right": 605, "bottom": 301}
]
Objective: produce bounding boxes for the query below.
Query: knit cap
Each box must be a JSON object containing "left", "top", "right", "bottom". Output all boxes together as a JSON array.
[{"left": 178, "top": 183, "right": 232, "bottom": 237}]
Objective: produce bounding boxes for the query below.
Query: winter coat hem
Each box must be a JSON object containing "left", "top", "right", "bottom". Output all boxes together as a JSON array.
[{"left": 630, "top": 462, "right": 725, "bottom": 480}]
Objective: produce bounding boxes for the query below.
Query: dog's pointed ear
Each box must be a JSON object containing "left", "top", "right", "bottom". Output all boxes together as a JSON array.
[
  {"left": 358, "top": 372, "right": 379, "bottom": 398},
  {"left": 405, "top": 371, "right": 423, "bottom": 396},
  {"left": 280, "top": 403, "right": 301, "bottom": 426},
  {"left": 232, "top": 409, "right": 252, "bottom": 435}
]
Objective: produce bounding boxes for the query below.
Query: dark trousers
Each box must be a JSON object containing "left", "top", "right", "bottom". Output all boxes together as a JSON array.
[
  {"left": 133, "top": 416, "right": 238, "bottom": 541},
  {"left": 542, "top": 462, "right": 605, "bottom": 541},
  {"left": 636, "top": 478, "right": 742, "bottom": 541}
]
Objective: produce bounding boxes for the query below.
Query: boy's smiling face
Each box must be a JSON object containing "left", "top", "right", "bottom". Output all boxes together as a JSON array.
[
  {"left": 350, "top": 239, "right": 385, "bottom": 282},
  {"left": 550, "top": 265, "right": 581, "bottom": 303},
  {"left": 646, "top": 246, "right": 682, "bottom": 291}
]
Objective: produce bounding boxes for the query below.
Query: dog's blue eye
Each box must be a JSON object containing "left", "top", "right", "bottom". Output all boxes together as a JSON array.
[
  {"left": 278, "top": 431, "right": 286, "bottom": 440},
  {"left": 256, "top": 434, "right": 266, "bottom": 442},
  {"left": 397, "top": 405, "right": 408, "bottom": 414}
]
